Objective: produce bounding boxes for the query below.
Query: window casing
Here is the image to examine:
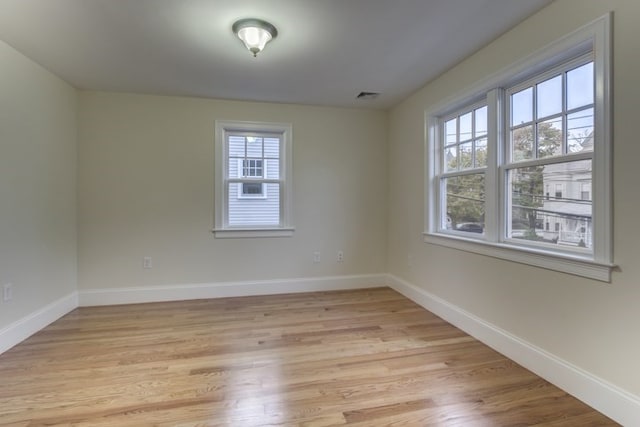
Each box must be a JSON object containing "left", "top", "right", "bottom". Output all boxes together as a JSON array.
[
  {"left": 425, "top": 15, "right": 612, "bottom": 281},
  {"left": 214, "top": 121, "right": 294, "bottom": 238}
]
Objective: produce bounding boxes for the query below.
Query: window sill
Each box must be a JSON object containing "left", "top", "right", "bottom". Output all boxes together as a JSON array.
[
  {"left": 213, "top": 227, "right": 295, "bottom": 239},
  {"left": 423, "top": 232, "right": 614, "bottom": 282}
]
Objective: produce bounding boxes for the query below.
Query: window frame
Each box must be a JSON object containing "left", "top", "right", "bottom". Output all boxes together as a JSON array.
[
  {"left": 214, "top": 120, "right": 294, "bottom": 238},
  {"left": 425, "top": 14, "right": 613, "bottom": 281}
]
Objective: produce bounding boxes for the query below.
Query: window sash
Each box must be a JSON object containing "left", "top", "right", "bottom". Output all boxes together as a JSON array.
[{"left": 505, "top": 54, "right": 594, "bottom": 166}]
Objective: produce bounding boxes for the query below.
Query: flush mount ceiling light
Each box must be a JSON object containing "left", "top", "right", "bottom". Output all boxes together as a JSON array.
[{"left": 232, "top": 18, "right": 278, "bottom": 57}]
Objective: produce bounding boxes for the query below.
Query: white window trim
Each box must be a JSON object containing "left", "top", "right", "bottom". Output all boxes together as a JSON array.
[
  {"left": 425, "top": 14, "right": 613, "bottom": 282},
  {"left": 214, "top": 120, "right": 294, "bottom": 238}
]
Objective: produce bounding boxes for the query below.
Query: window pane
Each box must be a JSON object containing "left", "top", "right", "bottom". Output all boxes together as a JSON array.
[
  {"left": 228, "top": 136, "right": 245, "bottom": 158},
  {"left": 512, "top": 125, "right": 534, "bottom": 161},
  {"left": 228, "top": 157, "right": 239, "bottom": 178},
  {"left": 264, "top": 137, "right": 280, "bottom": 158},
  {"left": 475, "top": 106, "right": 488, "bottom": 137},
  {"left": 228, "top": 183, "right": 280, "bottom": 226},
  {"left": 567, "top": 62, "right": 594, "bottom": 110},
  {"left": 537, "top": 75, "right": 562, "bottom": 118},
  {"left": 445, "top": 118, "right": 457, "bottom": 144},
  {"left": 459, "top": 142, "right": 473, "bottom": 169},
  {"left": 475, "top": 137, "right": 487, "bottom": 168},
  {"left": 567, "top": 108, "right": 594, "bottom": 153},
  {"left": 445, "top": 146, "right": 458, "bottom": 171},
  {"left": 265, "top": 158, "right": 279, "bottom": 179},
  {"left": 242, "top": 182, "right": 263, "bottom": 195},
  {"left": 537, "top": 116, "right": 563, "bottom": 158},
  {"left": 511, "top": 87, "right": 533, "bottom": 126},
  {"left": 508, "top": 160, "right": 592, "bottom": 249},
  {"left": 246, "top": 137, "right": 263, "bottom": 157},
  {"left": 460, "top": 112, "right": 472, "bottom": 142},
  {"left": 444, "top": 174, "right": 485, "bottom": 234}
]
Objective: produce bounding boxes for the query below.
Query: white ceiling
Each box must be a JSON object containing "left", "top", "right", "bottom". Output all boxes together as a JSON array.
[{"left": 0, "top": 0, "right": 551, "bottom": 109}]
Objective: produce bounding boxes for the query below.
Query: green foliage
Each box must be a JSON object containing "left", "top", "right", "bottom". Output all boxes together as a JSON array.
[
  {"left": 445, "top": 122, "right": 562, "bottom": 233},
  {"left": 511, "top": 123, "right": 562, "bottom": 234},
  {"left": 446, "top": 144, "right": 486, "bottom": 227},
  {"left": 446, "top": 174, "right": 485, "bottom": 226}
]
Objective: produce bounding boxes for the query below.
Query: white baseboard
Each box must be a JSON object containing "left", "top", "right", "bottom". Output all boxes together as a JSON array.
[
  {"left": 79, "top": 274, "right": 387, "bottom": 307},
  {"left": 386, "top": 274, "right": 640, "bottom": 426},
  {"left": 0, "top": 292, "right": 78, "bottom": 355}
]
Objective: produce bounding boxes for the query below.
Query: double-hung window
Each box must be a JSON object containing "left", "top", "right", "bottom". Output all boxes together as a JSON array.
[
  {"left": 441, "top": 104, "right": 488, "bottom": 235},
  {"left": 214, "top": 121, "right": 294, "bottom": 238},
  {"left": 425, "top": 15, "right": 612, "bottom": 281}
]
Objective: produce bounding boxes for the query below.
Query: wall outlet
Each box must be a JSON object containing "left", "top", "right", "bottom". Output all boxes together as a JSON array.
[
  {"left": 143, "top": 256, "right": 153, "bottom": 269},
  {"left": 3, "top": 283, "right": 13, "bottom": 302},
  {"left": 313, "top": 251, "right": 321, "bottom": 263},
  {"left": 337, "top": 250, "right": 344, "bottom": 263}
]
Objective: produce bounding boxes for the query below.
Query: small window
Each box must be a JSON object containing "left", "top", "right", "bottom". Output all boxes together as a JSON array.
[
  {"left": 214, "top": 121, "right": 294, "bottom": 238},
  {"left": 581, "top": 182, "right": 591, "bottom": 201},
  {"left": 555, "top": 184, "right": 563, "bottom": 200},
  {"left": 237, "top": 158, "right": 267, "bottom": 199}
]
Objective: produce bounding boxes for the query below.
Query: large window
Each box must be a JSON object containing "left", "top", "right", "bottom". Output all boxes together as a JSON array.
[
  {"left": 425, "top": 15, "right": 612, "bottom": 281},
  {"left": 214, "top": 121, "right": 294, "bottom": 238}
]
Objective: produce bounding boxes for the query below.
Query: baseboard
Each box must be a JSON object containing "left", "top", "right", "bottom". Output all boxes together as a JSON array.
[
  {"left": 386, "top": 274, "right": 640, "bottom": 426},
  {"left": 79, "top": 274, "right": 387, "bottom": 307},
  {"left": 0, "top": 292, "right": 78, "bottom": 355}
]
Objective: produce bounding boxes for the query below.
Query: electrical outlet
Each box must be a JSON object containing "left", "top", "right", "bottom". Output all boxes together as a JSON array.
[
  {"left": 143, "top": 257, "right": 153, "bottom": 269},
  {"left": 313, "top": 251, "right": 321, "bottom": 263},
  {"left": 337, "top": 250, "right": 344, "bottom": 263},
  {"left": 3, "top": 283, "right": 13, "bottom": 302}
]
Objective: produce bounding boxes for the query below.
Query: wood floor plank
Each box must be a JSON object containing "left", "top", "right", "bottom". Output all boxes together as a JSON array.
[{"left": 0, "top": 287, "right": 617, "bottom": 426}]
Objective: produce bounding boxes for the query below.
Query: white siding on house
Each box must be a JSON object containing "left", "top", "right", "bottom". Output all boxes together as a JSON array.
[{"left": 228, "top": 183, "right": 280, "bottom": 226}]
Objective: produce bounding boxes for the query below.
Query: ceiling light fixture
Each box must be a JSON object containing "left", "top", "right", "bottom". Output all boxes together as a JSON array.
[{"left": 232, "top": 18, "right": 278, "bottom": 57}]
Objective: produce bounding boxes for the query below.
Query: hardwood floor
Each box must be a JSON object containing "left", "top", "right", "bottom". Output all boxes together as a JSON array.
[{"left": 0, "top": 288, "right": 616, "bottom": 426}]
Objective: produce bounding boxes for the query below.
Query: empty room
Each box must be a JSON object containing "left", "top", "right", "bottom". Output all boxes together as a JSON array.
[{"left": 0, "top": 0, "right": 638, "bottom": 425}]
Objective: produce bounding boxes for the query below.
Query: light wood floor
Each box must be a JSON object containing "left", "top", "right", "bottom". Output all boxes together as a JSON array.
[{"left": 0, "top": 287, "right": 616, "bottom": 426}]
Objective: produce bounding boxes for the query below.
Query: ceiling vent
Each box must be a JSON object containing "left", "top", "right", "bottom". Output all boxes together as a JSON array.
[{"left": 356, "top": 91, "right": 380, "bottom": 100}]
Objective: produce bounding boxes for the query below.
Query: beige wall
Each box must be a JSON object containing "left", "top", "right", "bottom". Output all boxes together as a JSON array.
[
  {"left": 388, "top": 0, "right": 640, "bottom": 395},
  {"left": 0, "top": 41, "right": 77, "bottom": 330},
  {"left": 77, "top": 92, "right": 388, "bottom": 290}
]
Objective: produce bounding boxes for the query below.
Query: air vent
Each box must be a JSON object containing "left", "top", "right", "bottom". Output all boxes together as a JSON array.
[{"left": 356, "top": 91, "right": 380, "bottom": 100}]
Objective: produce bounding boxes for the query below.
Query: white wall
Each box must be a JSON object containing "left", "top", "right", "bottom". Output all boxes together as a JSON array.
[
  {"left": 388, "top": 0, "right": 640, "bottom": 397},
  {"left": 0, "top": 41, "right": 77, "bottom": 330},
  {"left": 77, "top": 92, "right": 388, "bottom": 291}
]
